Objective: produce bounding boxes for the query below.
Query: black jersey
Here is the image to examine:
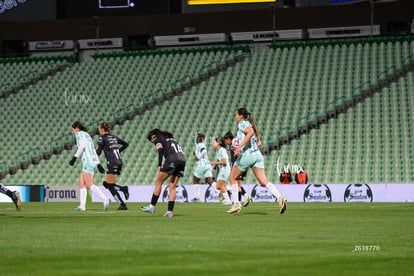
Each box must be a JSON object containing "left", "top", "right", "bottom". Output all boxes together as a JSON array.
[
  {"left": 152, "top": 134, "right": 186, "bottom": 166},
  {"left": 96, "top": 134, "right": 129, "bottom": 166}
]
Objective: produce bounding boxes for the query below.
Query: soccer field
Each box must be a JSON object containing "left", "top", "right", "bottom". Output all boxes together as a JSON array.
[{"left": 1, "top": 202, "right": 413, "bottom": 275}]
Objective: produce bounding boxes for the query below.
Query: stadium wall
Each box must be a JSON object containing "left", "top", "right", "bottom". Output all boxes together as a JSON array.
[{"left": 0, "top": 0, "right": 412, "bottom": 55}]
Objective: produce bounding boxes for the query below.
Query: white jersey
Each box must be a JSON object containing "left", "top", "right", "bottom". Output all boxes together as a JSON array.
[
  {"left": 237, "top": 120, "right": 260, "bottom": 155},
  {"left": 194, "top": 142, "right": 210, "bottom": 166},
  {"left": 215, "top": 147, "right": 230, "bottom": 174},
  {"left": 75, "top": 131, "right": 99, "bottom": 165}
]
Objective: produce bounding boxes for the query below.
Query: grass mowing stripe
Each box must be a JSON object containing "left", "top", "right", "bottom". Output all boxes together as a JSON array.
[{"left": 0, "top": 202, "right": 413, "bottom": 275}]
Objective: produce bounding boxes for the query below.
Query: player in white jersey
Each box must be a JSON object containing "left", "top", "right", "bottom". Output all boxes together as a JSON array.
[
  {"left": 69, "top": 121, "right": 110, "bottom": 211},
  {"left": 0, "top": 183, "right": 21, "bottom": 211},
  {"left": 223, "top": 131, "right": 251, "bottom": 207},
  {"left": 192, "top": 133, "right": 213, "bottom": 202},
  {"left": 210, "top": 137, "right": 232, "bottom": 205},
  {"left": 226, "top": 108, "right": 287, "bottom": 215}
]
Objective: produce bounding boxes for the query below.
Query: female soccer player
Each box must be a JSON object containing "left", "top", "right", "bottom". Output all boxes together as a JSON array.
[
  {"left": 226, "top": 108, "right": 287, "bottom": 214},
  {"left": 192, "top": 133, "right": 213, "bottom": 202},
  {"left": 141, "top": 128, "right": 186, "bottom": 218},
  {"left": 69, "top": 121, "right": 110, "bottom": 211},
  {"left": 223, "top": 131, "right": 251, "bottom": 207},
  {"left": 96, "top": 122, "right": 129, "bottom": 210},
  {"left": 210, "top": 137, "right": 232, "bottom": 205},
  {"left": 0, "top": 183, "right": 21, "bottom": 211}
]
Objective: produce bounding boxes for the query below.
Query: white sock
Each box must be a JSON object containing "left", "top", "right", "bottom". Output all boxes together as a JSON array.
[
  {"left": 194, "top": 184, "right": 200, "bottom": 199},
  {"left": 266, "top": 182, "right": 282, "bottom": 200},
  {"left": 211, "top": 182, "right": 218, "bottom": 191},
  {"left": 90, "top": 185, "right": 107, "bottom": 201},
  {"left": 223, "top": 191, "right": 231, "bottom": 202},
  {"left": 79, "top": 188, "right": 87, "bottom": 209},
  {"left": 231, "top": 184, "right": 239, "bottom": 205}
]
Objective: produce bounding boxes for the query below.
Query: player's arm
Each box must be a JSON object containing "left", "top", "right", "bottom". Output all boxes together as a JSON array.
[
  {"left": 210, "top": 157, "right": 226, "bottom": 166},
  {"left": 96, "top": 136, "right": 104, "bottom": 155},
  {"left": 69, "top": 139, "right": 85, "bottom": 165},
  {"left": 155, "top": 142, "right": 164, "bottom": 168},
  {"left": 195, "top": 147, "right": 206, "bottom": 161},
  {"left": 117, "top": 138, "right": 129, "bottom": 153},
  {"left": 234, "top": 126, "right": 254, "bottom": 156}
]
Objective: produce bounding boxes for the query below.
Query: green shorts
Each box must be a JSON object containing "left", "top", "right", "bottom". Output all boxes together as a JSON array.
[
  {"left": 235, "top": 153, "right": 265, "bottom": 172},
  {"left": 82, "top": 163, "right": 97, "bottom": 176},
  {"left": 194, "top": 164, "right": 213, "bottom": 179},
  {"left": 216, "top": 168, "right": 230, "bottom": 182}
]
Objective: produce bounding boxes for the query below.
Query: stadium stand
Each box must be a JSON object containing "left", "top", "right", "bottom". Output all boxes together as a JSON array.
[{"left": 1, "top": 36, "right": 413, "bottom": 186}]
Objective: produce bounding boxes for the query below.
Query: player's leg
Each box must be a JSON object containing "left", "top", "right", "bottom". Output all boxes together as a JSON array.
[
  {"left": 192, "top": 174, "right": 202, "bottom": 202},
  {"left": 216, "top": 179, "right": 231, "bottom": 204},
  {"left": 227, "top": 164, "right": 244, "bottom": 213},
  {"left": 141, "top": 170, "right": 169, "bottom": 214},
  {"left": 83, "top": 167, "right": 110, "bottom": 211},
  {"left": 103, "top": 174, "right": 127, "bottom": 210},
  {"left": 76, "top": 173, "right": 87, "bottom": 211},
  {"left": 0, "top": 183, "right": 21, "bottom": 211},
  {"left": 251, "top": 160, "right": 287, "bottom": 214},
  {"left": 164, "top": 175, "right": 179, "bottom": 218}
]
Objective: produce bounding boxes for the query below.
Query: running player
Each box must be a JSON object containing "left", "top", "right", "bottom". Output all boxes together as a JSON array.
[
  {"left": 141, "top": 128, "right": 186, "bottom": 218},
  {"left": 0, "top": 183, "right": 21, "bottom": 211},
  {"left": 96, "top": 122, "right": 129, "bottom": 210},
  {"left": 210, "top": 137, "right": 232, "bottom": 205},
  {"left": 192, "top": 133, "right": 213, "bottom": 202},
  {"left": 69, "top": 121, "right": 110, "bottom": 211},
  {"left": 226, "top": 108, "right": 287, "bottom": 214},
  {"left": 223, "top": 131, "right": 251, "bottom": 207}
]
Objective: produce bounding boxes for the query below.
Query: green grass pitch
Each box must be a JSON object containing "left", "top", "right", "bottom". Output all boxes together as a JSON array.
[{"left": 0, "top": 202, "right": 413, "bottom": 275}]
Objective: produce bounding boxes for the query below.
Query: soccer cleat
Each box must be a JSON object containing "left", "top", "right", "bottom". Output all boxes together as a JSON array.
[
  {"left": 242, "top": 194, "right": 252, "bottom": 207},
  {"left": 12, "top": 191, "right": 22, "bottom": 211},
  {"left": 118, "top": 204, "right": 128, "bottom": 210},
  {"left": 191, "top": 197, "right": 200, "bottom": 203},
  {"left": 141, "top": 205, "right": 155, "bottom": 214},
  {"left": 222, "top": 200, "right": 232, "bottom": 205},
  {"left": 226, "top": 205, "right": 241, "bottom": 214},
  {"left": 278, "top": 196, "right": 287, "bottom": 214},
  {"left": 74, "top": 207, "right": 86, "bottom": 211},
  {"left": 103, "top": 198, "right": 110, "bottom": 211},
  {"left": 163, "top": 211, "right": 173, "bottom": 218},
  {"left": 122, "top": 186, "right": 129, "bottom": 200}
]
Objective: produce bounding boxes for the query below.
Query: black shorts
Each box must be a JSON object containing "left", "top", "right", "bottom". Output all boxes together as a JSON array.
[
  {"left": 236, "top": 170, "right": 247, "bottom": 181},
  {"left": 161, "top": 159, "right": 186, "bottom": 177},
  {"left": 107, "top": 164, "right": 122, "bottom": 175}
]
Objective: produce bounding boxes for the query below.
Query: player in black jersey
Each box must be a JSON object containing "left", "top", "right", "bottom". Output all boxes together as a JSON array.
[
  {"left": 96, "top": 122, "right": 130, "bottom": 210},
  {"left": 223, "top": 131, "right": 252, "bottom": 207},
  {"left": 141, "top": 128, "right": 186, "bottom": 218},
  {"left": 0, "top": 183, "right": 21, "bottom": 211}
]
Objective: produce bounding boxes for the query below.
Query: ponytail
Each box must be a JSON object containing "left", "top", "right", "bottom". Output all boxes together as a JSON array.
[{"left": 236, "top": 108, "right": 260, "bottom": 138}]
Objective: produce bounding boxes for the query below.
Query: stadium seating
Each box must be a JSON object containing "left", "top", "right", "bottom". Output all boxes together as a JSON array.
[{"left": 2, "top": 36, "right": 413, "bottom": 186}]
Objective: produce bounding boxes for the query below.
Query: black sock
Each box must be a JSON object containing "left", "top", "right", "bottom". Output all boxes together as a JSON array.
[
  {"left": 168, "top": 201, "right": 175, "bottom": 212},
  {"left": 238, "top": 192, "right": 242, "bottom": 201},
  {"left": 6, "top": 190, "right": 14, "bottom": 199},
  {"left": 151, "top": 194, "right": 159, "bottom": 206},
  {"left": 107, "top": 184, "right": 125, "bottom": 205},
  {"left": 240, "top": 186, "right": 246, "bottom": 195}
]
